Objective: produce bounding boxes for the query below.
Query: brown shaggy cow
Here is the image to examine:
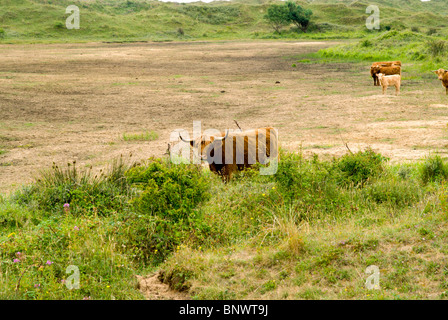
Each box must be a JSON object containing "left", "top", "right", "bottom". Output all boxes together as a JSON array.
[
  {"left": 433, "top": 68, "right": 448, "bottom": 95},
  {"left": 370, "top": 61, "right": 401, "bottom": 86},
  {"left": 180, "top": 127, "right": 278, "bottom": 182}
]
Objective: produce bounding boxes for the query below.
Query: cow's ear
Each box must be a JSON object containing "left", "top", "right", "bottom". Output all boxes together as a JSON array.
[{"left": 444, "top": 70, "right": 448, "bottom": 74}]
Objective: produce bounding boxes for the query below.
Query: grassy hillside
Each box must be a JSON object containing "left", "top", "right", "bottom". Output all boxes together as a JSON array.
[
  {"left": 1, "top": 0, "right": 448, "bottom": 42},
  {"left": 2, "top": 150, "right": 448, "bottom": 299}
]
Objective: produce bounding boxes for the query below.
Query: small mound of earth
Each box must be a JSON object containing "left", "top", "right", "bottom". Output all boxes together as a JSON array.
[{"left": 137, "top": 273, "right": 190, "bottom": 300}]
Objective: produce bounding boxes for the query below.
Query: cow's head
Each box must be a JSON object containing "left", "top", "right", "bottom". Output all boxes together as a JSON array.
[
  {"left": 377, "top": 73, "right": 384, "bottom": 82},
  {"left": 179, "top": 130, "right": 229, "bottom": 160},
  {"left": 433, "top": 68, "right": 448, "bottom": 80},
  {"left": 371, "top": 65, "right": 381, "bottom": 75}
]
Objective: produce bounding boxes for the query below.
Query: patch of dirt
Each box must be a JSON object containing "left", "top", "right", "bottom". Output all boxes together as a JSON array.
[{"left": 136, "top": 273, "right": 190, "bottom": 300}]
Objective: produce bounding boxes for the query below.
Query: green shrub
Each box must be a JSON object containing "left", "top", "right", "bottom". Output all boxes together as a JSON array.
[
  {"left": 363, "top": 176, "right": 422, "bottom": 207},
  {"left": 427, "top": 28, "right": 438, "bottom": 36},
  {"left": 426, "top": 39, "right": 447, "bottom": 57},
  {"left": 121, "top": 158, "right": 224, "bottom": 265},
  {"left": 360, "top": 39, "right": 372, "bottom": 47},
  {"left": 420, "top": 155, "right": 448, "bottom": 183},
  {"left": 335, "top": 148, "right": 387, "bottom": 187},
  {"left": 126, "top": 158, "right": 211, "bottom": 222},
  {"left": 0, "top": 202, "right": 34, "bottom": 230},
  {"left": 273, "top": 151, "right": 352, "bottom": 216},
  {"left": 119, "top": 207, "right": 223, "bottom": 265},
  {"left": 54, "top": 21, "right": 65, "bottom": 29}
]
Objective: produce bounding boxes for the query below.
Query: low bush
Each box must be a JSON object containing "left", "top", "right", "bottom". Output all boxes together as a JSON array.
[
  {"left": 420, "top": 154, "right": 448, "bottom": 183},
  {"left": 120, "top": 158, "right": 224, "bottom": 265},
  {"left": 126, "top": 158, "right": 211, "bottom": 222},
  {"left": 362, "top": 175, "right": 422, "bottom": 207},
  {"left": 274, "top": 151, "right": 352, "bottom": 217},
  {"left": 335, "top": 148, "right": 387, "bottom": 187}
]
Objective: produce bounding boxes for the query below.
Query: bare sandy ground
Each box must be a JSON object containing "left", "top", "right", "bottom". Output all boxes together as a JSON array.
[
  {"left": 1, "top": 40, "right": 448, "bottom": 194},
  {"left": 136, "top": 273, "right": 189, "bottom": 300}
]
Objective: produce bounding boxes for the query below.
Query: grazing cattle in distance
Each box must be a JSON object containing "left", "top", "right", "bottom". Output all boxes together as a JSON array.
[
  {"left": 371, "top": 65, "right": 401, "bottom": 87},
  {"left": 180, "top": 127, "right": 278, "bottom": 182},
  {"left": 433, "top": 68, "right": 448, "bottom": 95},
  {"left": 370, "top": 61, "right": 401, "bottom": 86},
  {"left": 377, "top": 73, "right": 401, "bottom": 96}
]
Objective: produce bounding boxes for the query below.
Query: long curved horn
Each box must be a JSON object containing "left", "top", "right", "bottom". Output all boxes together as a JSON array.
[
  {"left": 179, "top": 132, "right": 194, "bottom": 145},
  {"left": 179, "top": 132, "right": 193, "bottom": 144},
  {"left": 213, "top": 129, "right": 229, "bottom": 141}
]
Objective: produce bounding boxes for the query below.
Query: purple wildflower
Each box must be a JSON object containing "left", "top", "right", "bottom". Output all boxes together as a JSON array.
[
  {"left": 46, "top": 260, "right": 53, "bottom": 265},
  {"left": 63, "top": 203, "right": 70, "bottom": 208},
  {"left": 74, "top": 226, "right": 79, "bottom": 231},
  {"left": 13, "top": 259, "right": 20, "bottom": 263}
]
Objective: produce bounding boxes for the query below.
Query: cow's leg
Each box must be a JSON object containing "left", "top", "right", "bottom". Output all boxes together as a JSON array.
[
  {"left": 445, "top": 86, "right": 448, "bottom": 95},
  {"left": 220, "top": 165, "right": 233, "bottom": 183}
]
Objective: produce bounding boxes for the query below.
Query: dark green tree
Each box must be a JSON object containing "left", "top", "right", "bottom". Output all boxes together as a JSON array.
[
  {"left": 286, "top": 1, "right": 313, "bottom": 33},
  {"left": 264, "top": 3, "right": 290, "bottom": 33}
]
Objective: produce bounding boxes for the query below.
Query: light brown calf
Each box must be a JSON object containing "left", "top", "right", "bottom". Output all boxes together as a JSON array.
[{"left": 377, "top": 73, "right": 401, "bottom": 96}]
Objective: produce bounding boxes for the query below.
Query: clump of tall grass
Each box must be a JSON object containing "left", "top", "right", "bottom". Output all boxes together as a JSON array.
[
  {"left": 335, "top": 148, "right": 387, "bottom": 187},
  {"left": 261, "top": 204, "right": 307, "bottom": 256},
  {"left": 35, "top": 160, "right": 95, "bottom": 189},
  {"left": 420, "top": 154, "right": 448, "bottom": 183},
  {"left": 362, "top": 175, "right": 422, "bottom": 207},
  {"left": 15, "top": 155, "right": 135, "bottom": 216},
  {"left": 426, "top": 39, "right": 447, "bottom": 57}
]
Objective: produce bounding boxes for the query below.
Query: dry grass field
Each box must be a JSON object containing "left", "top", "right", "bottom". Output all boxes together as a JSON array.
[{"left": 1, "top": 40, "right": 448, "bottom": 194}]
